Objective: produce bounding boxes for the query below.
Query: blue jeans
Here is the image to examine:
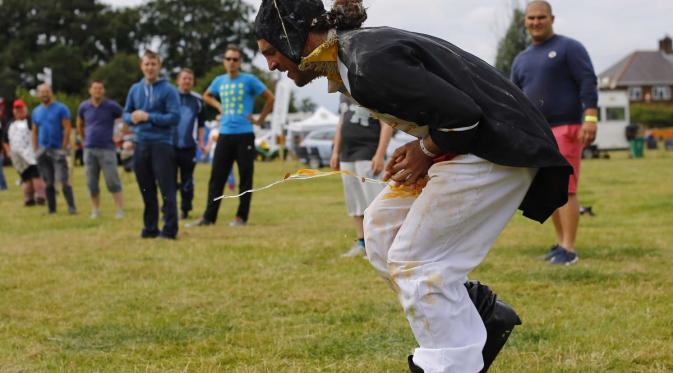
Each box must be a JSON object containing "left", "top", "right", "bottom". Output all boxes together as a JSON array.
[
  {"left": 133, "top": 142, "right": 178, "bottom": 238},
  {"left": 0, "top": 154, "right": 7, "bottom": 190}
]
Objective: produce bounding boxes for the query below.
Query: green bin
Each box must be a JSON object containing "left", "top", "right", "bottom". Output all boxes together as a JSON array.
[{"left": 629, "top": 137, "right": 644, "bottom": 158}]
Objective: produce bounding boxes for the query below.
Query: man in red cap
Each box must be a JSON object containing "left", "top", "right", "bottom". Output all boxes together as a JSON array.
[{"left": 2, "top": 100, "right": 47, "bottom": 204}]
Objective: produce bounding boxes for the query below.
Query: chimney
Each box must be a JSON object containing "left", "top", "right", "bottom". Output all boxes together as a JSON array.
[{"left": 660, "top": 36, "right": 673, "bottom": 54}]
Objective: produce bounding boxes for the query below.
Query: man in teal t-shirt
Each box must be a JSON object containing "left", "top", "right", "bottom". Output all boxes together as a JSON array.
[{"left": 189, "top": 44, "right": 274, "bottom": 227}]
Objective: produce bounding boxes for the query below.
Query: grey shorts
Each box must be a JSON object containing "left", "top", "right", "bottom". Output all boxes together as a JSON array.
[
  {"left": 84, "top": 148, "right": 122, "bottom": 195},
  {"left": 36, "top": 148, "right": 70, "bottom": 186},
  {"left": 339, "top": 160, "right": 385, "bottom": 217}
]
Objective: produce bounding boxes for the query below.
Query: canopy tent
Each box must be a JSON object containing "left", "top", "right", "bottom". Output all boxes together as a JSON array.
[{"left": 288, "top": 106, "right": 339, "bottom": 132}]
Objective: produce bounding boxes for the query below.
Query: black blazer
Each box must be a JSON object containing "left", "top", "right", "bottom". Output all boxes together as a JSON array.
[{"left": 337, "top": 27, "right": 572, "bottom": 223}]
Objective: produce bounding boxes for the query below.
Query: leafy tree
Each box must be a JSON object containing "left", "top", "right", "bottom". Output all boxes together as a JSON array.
[
  {"left": 89, "top": 53, "right": 143, "bottom": 105},
  {"left": 137, "top": 0, "right": 256, "bottom": 78},
  {"left": 298, "top": 97, "right": 317, "bottom": 113},
  {"left": 494, "top": 7, "right": 529, "bottom": 78}
]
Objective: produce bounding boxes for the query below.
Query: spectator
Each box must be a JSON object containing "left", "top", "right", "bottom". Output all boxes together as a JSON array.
[
  {"left": 330, "top": 94, "right": 392, "bottom": 257},
  {"left": 174, "top": 68, "right": 206, "bottom": 219},
  {"left": 189, "top": 44, "right": 274, "bottom": 227},
  {"left": 77, "top": 80, "right": 125, "bottom": 219},
  {"left": 32, "top": 84, "right": 77, "bottom": 214},
  {"left": 2, "top": 100, "right": 46, "bottom": 204},
  {"left": 512, "top": 0, "right": 598, "bottom": 265},
  {"left": 123, "top": 50, "right": 181, "bottom": 239},
  {"left": 0, "top": 119, "right": 8, "bottom": 191}
]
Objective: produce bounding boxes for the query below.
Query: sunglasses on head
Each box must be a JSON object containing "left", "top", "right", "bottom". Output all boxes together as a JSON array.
[{"left": 225, "top": 57, "right": 240, "bottom": 62}]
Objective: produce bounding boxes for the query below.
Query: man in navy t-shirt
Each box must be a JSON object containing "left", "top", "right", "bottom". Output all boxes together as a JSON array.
[
  {"left": 189, "top": 44, "right": 274, "bottom": 227},
  {"left": 173, "top": 68, "right": 205, "bottom": 219},
  {"left": 512, "top": 0, "right": 598, "bottom": 265},
  {"left": 77, "top": 80, "right": 125, "bottom": 219},
  {"left": 32, "top": 83, "right": 77, "bottom": 214}
]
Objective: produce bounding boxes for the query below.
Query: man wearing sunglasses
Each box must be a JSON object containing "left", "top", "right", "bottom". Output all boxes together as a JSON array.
[{"left": 190, "top": 44, "right": 274, "bottom": 227}]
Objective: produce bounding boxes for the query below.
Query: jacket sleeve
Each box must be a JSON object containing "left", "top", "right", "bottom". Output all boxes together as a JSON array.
[
  {"left": 348, "top": 43, "right": 482, "bottom": 155},
  {"left": 567, "top": 40, "right": 598, "bottom": 110},
  {"left": 148, "top": 88, "right": 180, "bottom": 128},
  {"left": 123, "top": 88, "right": 135, "bottom": 125}
]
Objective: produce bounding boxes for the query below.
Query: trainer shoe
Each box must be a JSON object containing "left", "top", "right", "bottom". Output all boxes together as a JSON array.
[
  {"left": 90, "top": 210, "right": 100, "bottom": 219},
  {"left": 229, "top": 217, "right": 246, "bottom": 227},
  {"left": 115, "top": 209, "right": 124, "bottom": 219},
  {"left": 543, "top": 244, "right": 564, "bottom": 261},
  {"left": 186, "top": 218, "right": 213, "bottom": 228},
  {"left": 68, "top": 206, "right": 77, "bottom": 215},
  {"left": 341, "top": 242, "right": 366, "bottom": 257},
  {"left": 549, "top": 248, "right": 578, "bottom": 265}
]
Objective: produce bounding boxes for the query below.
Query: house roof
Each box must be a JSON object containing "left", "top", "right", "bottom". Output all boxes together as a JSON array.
[{"left": 599, "top": 51, "right": 673, "bottom": 88}]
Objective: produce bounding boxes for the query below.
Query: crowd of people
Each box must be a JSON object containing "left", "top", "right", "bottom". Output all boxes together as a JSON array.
[
  {"left": 0, "top": 0, "right": 599, "bottom": 371},
  {"left": 0, "top": 45, "right": 274, "bottom": 240}
]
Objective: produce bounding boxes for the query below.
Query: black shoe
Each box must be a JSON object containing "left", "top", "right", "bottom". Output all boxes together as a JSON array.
[
  {"left": 25, "top": 199, "right": 36, "bottom": 207},
  {"left": 407, "top": 355, "right": 424, "bottom": 373},
  {"left": 181, "top": 211, "right": 189, "bottom": 219},
  {"left": 158, "top": 234, "right": 176, "bottom": 240},
  {"left": 36, "top": 197, "right": 46, "bottom": 205},
  {"left": 141, "top": 229, "right": 160, "bottom": 239},
  {"left": 464, "top": 281, "right": 522, "bottom": 373}
]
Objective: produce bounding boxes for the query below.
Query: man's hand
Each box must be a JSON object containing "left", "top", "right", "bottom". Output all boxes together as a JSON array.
[
  {"left": 330, "top": 152, "right": 340, "bottom": 171},
  {"left": 384, "top": 140, "right": 434, "bottom": 185},
  {"left": 578, "top": 121, "right": 597, "bottom": 147},
  {"left": 131, "top": 110, "right": 149, "bottom": 124},
  {"left": 371, "top": 153, "right": 385, "bottom": 176}
]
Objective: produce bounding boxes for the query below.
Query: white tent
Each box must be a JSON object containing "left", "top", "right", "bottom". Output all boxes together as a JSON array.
[{"left": 288, "top": 106, "right": 339, "bottom": 132}]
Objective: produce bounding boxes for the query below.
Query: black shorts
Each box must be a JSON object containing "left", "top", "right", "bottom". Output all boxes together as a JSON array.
[{"left": 20, "top": 165, "right": 40, "bottom": 182}]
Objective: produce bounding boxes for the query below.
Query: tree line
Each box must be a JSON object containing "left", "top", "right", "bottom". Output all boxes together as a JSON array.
[{"left": 0, "top": 0, "right": 316, "bottom": 119}]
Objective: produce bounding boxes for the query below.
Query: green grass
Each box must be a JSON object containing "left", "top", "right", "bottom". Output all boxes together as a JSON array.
[{"left": 1, "top": 149, "right": 672, "bottom": 372}]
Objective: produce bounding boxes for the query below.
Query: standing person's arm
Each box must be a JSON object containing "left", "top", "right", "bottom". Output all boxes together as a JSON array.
[
  {"left": 203, "top": 91, "right": 223, "bottom": 114},
  {"left": 371, "top": 121, "right": 393, "bottom": 176},
  {"left": 32, "top": 121, "right": 39, "bottom": 152},
  {"left": 146, "top": 89, "right": 180, "bottom": 128},
  {"left": 330, "top": 113, "right": 344, "bottom": 171},
  {"left": 251, "top": 90, "right": 275, "bottom": 126},
  {"left": 62, "top": 118, "right": 72, "bottom": 150},
  {"left": 568, "top": 40, "right": 598, "bottom": 147},
  {"left": 76, "top": 116, "right": 85, "bottom": 146},
  {"left": 123, "top": 89, "right": 136, "bottom": 125},
  {"left": 197, "top": 99, "right": 207, "bottom": 152}
]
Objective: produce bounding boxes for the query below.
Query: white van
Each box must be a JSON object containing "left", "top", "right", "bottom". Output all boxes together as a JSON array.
[{"left": 585, "top": 90, "right": 630, "bottom": 158}]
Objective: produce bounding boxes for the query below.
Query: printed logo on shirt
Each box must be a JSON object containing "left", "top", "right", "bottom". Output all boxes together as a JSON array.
[
  {"left": 548, "top": 50, "right": 557, "bottom": 59},
  {"left": 219, "top": 82, "right": 245, "bottom": 115}
]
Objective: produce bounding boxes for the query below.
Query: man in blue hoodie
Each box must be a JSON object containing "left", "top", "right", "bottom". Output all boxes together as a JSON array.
[{"left": 123, "top": 50, "right": 181, "bottom": 239}]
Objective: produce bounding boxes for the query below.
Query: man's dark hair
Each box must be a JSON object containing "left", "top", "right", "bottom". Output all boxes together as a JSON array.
[
  {"left": 225, "top": 44, "right": 242, "bottom": 58},
  {"left": 89, "top": 79, "right": 104, "bottom": 88},
  {"left": 178, "top": 68, "right": 194, "bottom": 77}
]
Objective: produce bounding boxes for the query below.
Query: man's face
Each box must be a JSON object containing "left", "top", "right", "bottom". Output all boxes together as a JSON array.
[
  {"left": 37, "top": 85, "right": 53, "bottom": 104},
  {"left": 223, "top": 50, "right": 242, "bottom": 75},
  {"left": 141, "top": 56, "right": 161, "bottom": 81},
  {"left": 177, "top": 72, "right": 194, "bottom": 92},
  {"left": 257, "top": 39, "right": 318, "bottom": 87},
  {"left": 524, "top": 3, "right": 555, "bottom": 43},
  {"left": 89, "top": 82, "right": 105, "bottom": 100},
  {"left": 13, "top": 106, "right": 27, "bottom": 120}
]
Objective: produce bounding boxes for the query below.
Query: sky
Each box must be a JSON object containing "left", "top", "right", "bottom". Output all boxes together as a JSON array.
[{"left": 102, "top": 0, "right": 673, "bottom": 112}]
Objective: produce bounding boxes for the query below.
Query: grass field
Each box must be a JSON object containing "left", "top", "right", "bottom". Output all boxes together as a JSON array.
[{"left": 1, "top": 150, "right": 672, "bottom": 372}]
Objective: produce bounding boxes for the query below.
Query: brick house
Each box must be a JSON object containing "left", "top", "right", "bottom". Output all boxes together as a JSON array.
[{"left": 599, "top": 36, "right": 673, "bottom": 106}]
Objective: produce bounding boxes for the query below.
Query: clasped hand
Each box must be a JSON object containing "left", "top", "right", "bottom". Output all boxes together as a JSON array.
[{"left": 384, "top": 140, "right": 434, "bottom": 186}]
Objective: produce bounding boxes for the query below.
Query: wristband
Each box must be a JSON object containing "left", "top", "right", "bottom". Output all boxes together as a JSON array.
[
  {"left": 584, "top": 115, "right": 598, "bottom": 123},
  {"left": 419, "top": 138, "right": 438, "bottom": 158}
]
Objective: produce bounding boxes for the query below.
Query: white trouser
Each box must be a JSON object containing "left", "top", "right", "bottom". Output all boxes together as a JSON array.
[{"left": 363, "top": 154, "right": 536, "bottom": 373}]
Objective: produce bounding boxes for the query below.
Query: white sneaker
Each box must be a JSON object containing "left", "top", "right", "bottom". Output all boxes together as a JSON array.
[
  {"left": 115, "top": 210, "right": 124, "bottom": 219},
  {"left": 341, "top": 242, "right": 366, "bottom": 257},
  {"left": 90, "top": 210, "right": 100, "bottom": 219}
]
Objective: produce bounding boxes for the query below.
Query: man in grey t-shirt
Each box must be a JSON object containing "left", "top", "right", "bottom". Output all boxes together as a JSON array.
[{"left": 77, "top": 80, "right": 125, "bottom": 219}]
